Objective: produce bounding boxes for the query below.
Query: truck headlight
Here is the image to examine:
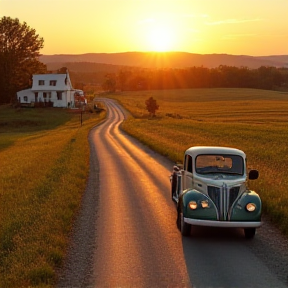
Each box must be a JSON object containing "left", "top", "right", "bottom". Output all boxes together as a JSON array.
[
  {"left": 201, "top": 200, "right": 209, "bottom": 208},
  {"left": 246, "top": 203, "right": 256, "bottom": 212},
  {"left": 188, "top": 201, "right": 198, "bottom": 210}
]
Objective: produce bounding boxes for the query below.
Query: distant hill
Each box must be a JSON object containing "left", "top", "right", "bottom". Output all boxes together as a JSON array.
[
  {"left": 45, "top": 62, "right": 129, "bottom": 73},
  {"left": 40, "top": 52, "right": 288, "bottom": 71}
]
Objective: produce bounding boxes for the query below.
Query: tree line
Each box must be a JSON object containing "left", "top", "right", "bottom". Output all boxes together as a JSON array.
[{"left": 102, "top": 65, "right": 288, "bottom": 92}]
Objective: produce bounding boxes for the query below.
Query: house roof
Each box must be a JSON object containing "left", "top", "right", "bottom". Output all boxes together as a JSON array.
[{"left": 31, "top": 73, "right": 73, "bottom": 91}]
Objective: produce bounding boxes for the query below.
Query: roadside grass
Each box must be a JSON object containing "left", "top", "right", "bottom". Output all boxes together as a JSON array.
[
  {"left": 0, "top": 106, "right": 72, "bottom": 151},
  {"left": 108, "top": 88, "right": 288, "bottom": 236},
  {"left": 0, "top": 105, "right": 106, "bottom": 287}
]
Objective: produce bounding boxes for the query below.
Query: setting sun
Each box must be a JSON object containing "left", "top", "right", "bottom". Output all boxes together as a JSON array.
[{"left": 148, "top": 26, "right": 174, "bottom": 52}]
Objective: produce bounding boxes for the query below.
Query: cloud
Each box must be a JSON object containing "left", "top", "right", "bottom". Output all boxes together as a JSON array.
[
  {"left": 222, "top": 33, "right": 256, "bottom": 40},
  {"left": 176, "top": 13, "right": 209, "bottom": 19},
  {"left": 206, "top": 18, "right": 261, "bottom": 25},
  {"left": 222, "top": 32, "right": 288, "bottom": 40}
]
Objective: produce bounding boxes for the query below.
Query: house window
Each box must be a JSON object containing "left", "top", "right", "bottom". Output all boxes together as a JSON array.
[
  {"left": 43, "top": 92, "right": 47, "bottom": 98},
  {"left": 48, "top": 92, "right": 52, "bottom": 99},
  {"left": 50, "top": 80, "right": 57, "bottom": 86},
  {"left": 39, "top": 80, "right": 44, "bottom": 85},
  {"left": 24, "top": 96, "right": 28, "bottom": 102},
  {"left": 57, "top": 91, "right": 62, "bottom": 100}
]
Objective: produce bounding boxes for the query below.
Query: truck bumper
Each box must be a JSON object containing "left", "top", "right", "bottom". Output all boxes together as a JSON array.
[{"left": 184, "top": 218, "right": 262, "bottom": 228}]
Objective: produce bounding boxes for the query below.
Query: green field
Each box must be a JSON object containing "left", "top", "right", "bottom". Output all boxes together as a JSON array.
[
  {"left": 108, "top": 88, "right": 288, "bottom": 236},
  {"left": 0, "top": 106, "right": 105, "bottom": 287}
]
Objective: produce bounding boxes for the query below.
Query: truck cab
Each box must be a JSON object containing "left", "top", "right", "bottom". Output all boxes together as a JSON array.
[{"left": 171, "top": 146, "right": 261, "bottom": 239}]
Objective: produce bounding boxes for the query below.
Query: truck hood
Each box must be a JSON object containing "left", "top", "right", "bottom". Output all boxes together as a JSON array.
[{"left": 194, "top": 174, "right": 247, "bottom": 188}]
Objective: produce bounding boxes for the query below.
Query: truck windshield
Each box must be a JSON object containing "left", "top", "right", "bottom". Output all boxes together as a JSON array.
[{"left": 195, "top": 154, "right": 244, "bottom": 175}]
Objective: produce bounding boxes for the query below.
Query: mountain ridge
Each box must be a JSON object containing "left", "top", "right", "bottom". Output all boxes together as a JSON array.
[{"left": 39, "top": 52, "right": 288, "bottom": 69}]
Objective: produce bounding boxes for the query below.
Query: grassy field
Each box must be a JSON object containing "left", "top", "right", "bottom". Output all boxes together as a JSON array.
[
  {"left": 108, "top": 88, "right": 288, "bottom": 236},
  {"left": 0, "top": 89, "right": 287, "bottom": 286},
  {"left": 0, "top": 105, "right": 105, "bottom": 287}
]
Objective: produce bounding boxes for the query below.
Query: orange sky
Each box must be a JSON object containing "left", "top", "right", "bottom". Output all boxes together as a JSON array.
[{"left": 1, "top": 0, "right": 288, "bottom": 56}]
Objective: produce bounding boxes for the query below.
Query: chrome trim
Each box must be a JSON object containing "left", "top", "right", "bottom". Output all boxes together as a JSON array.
[
  {"left": 172, "top": 195, "right": 179, "bottom": 203},
  {"left": 208, "top": 184, "right": 242, "bottom": 221},
  {"left": 184, "top": 217, "right": 262, "bottom": 228},
  {"left": 222, "top": 183, "right": 227, "bottom": 220}
]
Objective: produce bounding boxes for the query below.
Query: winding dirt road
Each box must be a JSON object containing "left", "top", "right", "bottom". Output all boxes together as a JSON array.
[{"left": 58, "top": 98, "right": 288, "bottom": 288}]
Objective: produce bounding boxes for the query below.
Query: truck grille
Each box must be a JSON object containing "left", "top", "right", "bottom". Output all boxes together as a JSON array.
[
  {"left": 207, "top": 186, "right": 221, "bottom": 210},
  {"left": 208, "top": 185, "right": 240, "bottom": 220},
  {"left": 229, "top": 186, "right": 240, "bottom": 208}
]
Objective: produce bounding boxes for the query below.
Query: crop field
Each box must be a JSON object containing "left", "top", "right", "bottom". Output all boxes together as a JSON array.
[
  {"left": 108, "top": 88, "right": 288, "bottom": 236},
  {"left": 0, "top": 106, "right": 105, "bottom": 287}
]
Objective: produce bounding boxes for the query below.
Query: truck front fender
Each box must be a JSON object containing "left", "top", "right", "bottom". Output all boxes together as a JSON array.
[
  {"left": 178, "top": 189, "right": 218, "bottom": 221},
  {"left": 230, "top": 190, "right": 262, "bottom": 222}
]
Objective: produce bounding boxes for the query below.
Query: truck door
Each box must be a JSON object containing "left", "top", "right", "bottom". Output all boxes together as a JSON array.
[{"left": 183, "top": 154, "right": 193, "bottom": 190}]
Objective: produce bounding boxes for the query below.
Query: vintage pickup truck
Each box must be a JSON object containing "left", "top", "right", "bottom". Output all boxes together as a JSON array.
[{"left": 171, "top": 146, "right": 262, "bottom": 239}]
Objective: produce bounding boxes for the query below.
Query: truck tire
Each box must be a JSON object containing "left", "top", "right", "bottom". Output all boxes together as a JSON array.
[
  {"left": 178, "top": 211, "right": 191, "bottom": 236},
  {"left": 244, "top": 228, "right": 256, "bottom": 239}
]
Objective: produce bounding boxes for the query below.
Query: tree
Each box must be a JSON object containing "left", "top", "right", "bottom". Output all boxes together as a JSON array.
[
  {"left": 0, "top": 17, "right": 46, "bottom": 104},
  {"left": 118, "top": 70, "right": 131, "bottom": 91},
  {"left": 145, "top": 96, "right": 159, "bottom": 117},
  {"left": 102, "top": 73, "right": 116, "bottom": 92},
  {"left": 57, "top": 67, "right": 68, "bottom": 74}
]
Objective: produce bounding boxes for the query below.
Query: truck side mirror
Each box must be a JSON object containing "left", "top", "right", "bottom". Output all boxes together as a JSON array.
[
  {"left": 173, "top": 165, "right": 180, "bottom": 172},
  {"left": 249, "top": 169, "right": 259, "bottom": 180}
]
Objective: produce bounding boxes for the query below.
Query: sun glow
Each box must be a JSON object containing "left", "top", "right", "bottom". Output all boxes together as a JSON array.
[{"left": 148, "top": 26, "right": 174, "bottom": 52}]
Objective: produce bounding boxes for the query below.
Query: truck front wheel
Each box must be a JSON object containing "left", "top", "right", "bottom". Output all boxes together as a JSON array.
[
  {"left": 171, "top": 172, "right": 177, "bottom": 200},
  {"left": 178, "top": 211, "right": 191, "bottom": 236}
]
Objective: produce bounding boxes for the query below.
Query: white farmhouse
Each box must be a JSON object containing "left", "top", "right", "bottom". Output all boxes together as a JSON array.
[{"left": 17, "top": 71, "right": 84, "bottom": 108}]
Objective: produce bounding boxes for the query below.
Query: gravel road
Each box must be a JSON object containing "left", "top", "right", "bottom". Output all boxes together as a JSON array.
[{"left": 57, "top": 99, "right": 288, "bottom": 288}]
